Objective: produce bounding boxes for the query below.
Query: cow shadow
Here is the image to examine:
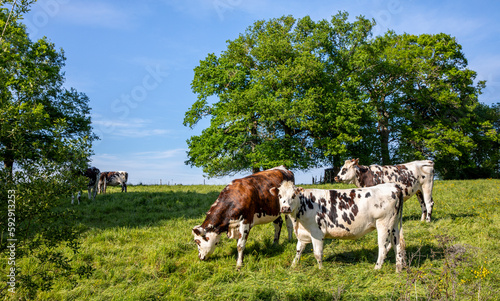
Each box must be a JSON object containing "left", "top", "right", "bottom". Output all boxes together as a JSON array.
[
  {"left": 403, "top": 212, "right": 477, "bottom": 223},
  {"left": 68, "top": 188, "right": 221, "bottom": 229},
  {"left": 319, "top": 242, "right": 441, "bottom": 268}
]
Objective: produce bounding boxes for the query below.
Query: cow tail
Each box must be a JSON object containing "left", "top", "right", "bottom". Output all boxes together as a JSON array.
[
  {"left": 396, "top": 185, "right": 406, "bottom": 267},
  {"left": 397, "top": 185, "right": 404, "bottom": 233}
]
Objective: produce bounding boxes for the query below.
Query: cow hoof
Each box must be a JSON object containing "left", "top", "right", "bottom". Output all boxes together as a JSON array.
[{"left": 396, "top": 265, "right": 403, "bottom": 273}]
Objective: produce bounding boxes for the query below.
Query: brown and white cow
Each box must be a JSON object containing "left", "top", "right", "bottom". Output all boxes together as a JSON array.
[
  {"left": 98, "top": 171, "right": 128, "bottom": 193},
  {"left": 273, "top": 181, "right": 406, "bottom": 272},
  {"left": 72, "top": 166, "right": 100, "bottom": 205},
  {"left": 192, "top": 166, "right": 294, "bottom": 269},
  {"left": 335, "top": 159, "right": 435, "bottom": 222}
]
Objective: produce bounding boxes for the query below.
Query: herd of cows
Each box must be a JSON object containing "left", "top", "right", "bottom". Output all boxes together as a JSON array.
[
  {"left": 72, "top": 168, "right": 128, "bottom": 204},
  {"left": 192, "top": 159, "right": 435, "bottom": 272},
  {"left": 75, "top": 159, "right": 435, "bottom": 272}
]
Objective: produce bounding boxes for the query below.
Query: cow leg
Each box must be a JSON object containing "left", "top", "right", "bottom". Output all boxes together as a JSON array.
[
  {"left": 291, "top": 239, "right": 307, "bottom": 268},
  {"left": 285, "top": 215, "right": 293, "bottom": 241},
  {"left": 236, "top": 223, "right": 251, "bottom": 269},
  {"left": 426, "top": 197, "right": 434, "bottom": 222},
  {"left": 92, "top": 185, "right": 98, "bottom": 200},
  {"left": 393, "top": 226, "right": 406, "bottom": 273},
  {"left": 415, "top": 191, "right": 427, "bottom": 222},
  {"left": 272, "top": 216, "right": 283, "bottom": 244},
  {"left": 375, "top": 222, "right": 391, "bottom": 270},
  {"left": 76, "top": 191, "right": 82, "bottom": 205},
  {"left": 421, "top": 183, "right": 434, "bottom": 222},
  {"left": 311, "top": 236, "right": 324, "bottom": 269}
]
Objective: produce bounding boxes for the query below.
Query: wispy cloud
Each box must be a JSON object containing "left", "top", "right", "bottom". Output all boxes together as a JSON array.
[
  {"left": 93, "top": 118, "right": 172, "bottom": 138},
  {"left": 134, "top": 149, "right": 187, "bottom": 159},
  {"left": 91, "top": 148, "right": 213, "bottom": 185}
]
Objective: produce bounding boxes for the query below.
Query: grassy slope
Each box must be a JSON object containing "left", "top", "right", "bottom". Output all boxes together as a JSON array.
[{"left": 10, "top": 180, "right": 500, "bottom": 300}]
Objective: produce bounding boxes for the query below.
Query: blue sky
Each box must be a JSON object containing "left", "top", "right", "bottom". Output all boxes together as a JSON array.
[{"left": 21, "top": 0, "right": 500, "bottom": 185}]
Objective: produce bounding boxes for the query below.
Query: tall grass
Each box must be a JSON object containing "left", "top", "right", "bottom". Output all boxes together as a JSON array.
[{"left": 3, "top": 180, "right": 500, "bottom": 300}]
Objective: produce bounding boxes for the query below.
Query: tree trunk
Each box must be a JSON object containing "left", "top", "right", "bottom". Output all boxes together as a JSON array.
[
  {"left": 250, "top": 118, "right": 260, "bottom": 174},
  {"left": 3, "top": 139, "right": 15, "bottom": 180},
  {"left": 377, "top": 96, "right": 391, "bottom": 165}
]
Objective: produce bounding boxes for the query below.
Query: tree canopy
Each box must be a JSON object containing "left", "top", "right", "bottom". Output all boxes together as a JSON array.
[
  {"left": 185, "top": 12, "right": 499, "bottom": 179},
  {"left": 185, "top": 13, "right": 373, "bottom": 177},
  {"left": 1, "top": 3, "right": 96, "bottom": 297},
  {"left": 1, "top": 8, "right": 96, "bottom": 176}
]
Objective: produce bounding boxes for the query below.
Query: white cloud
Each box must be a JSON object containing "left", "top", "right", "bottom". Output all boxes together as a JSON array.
[
  {"left": 93, "top": 118, "right": 172, "bottom": 138},
  {"left": 134, "top": 149, "right": 187, "bottom": 159}
]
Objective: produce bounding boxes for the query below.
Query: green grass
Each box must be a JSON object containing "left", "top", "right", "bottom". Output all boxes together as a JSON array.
[{"left": 6, "top": 180, "right": 500, "bottom": 300}]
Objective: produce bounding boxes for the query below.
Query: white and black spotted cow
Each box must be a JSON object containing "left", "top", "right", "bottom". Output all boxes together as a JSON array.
[
  {"left": 98, "top": 171, "right": 128, "bottom": 193},
  {"left": 273, "top": 181, "right": 406, "bottom": 272},
  {"left": 72, "top": 167, "right": 100, "bottom": 205},
  {"left": 335, "top": 159, "right": 435, "bottom": 222}
]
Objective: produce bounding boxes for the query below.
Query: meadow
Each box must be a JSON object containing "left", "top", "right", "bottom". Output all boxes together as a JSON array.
[{"left": 10, "top": 180, "right": 500, "bottom": 300}]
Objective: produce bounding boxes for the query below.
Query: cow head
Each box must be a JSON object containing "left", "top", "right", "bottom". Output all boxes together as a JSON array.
[
  {"left": 271, "top": 181, "right": 303, "bottom": 214},
  {"left": 192, "top": 225, "right": 220, "bottom": 261},
  {"left": 335, "top": 158, "right": 359, "bottom": 184}
]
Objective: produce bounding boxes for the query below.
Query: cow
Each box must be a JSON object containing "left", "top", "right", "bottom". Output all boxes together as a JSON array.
[
  {"left": 335, "top": 159, "right": 435, "bottom": 222},
  {"left": 72, "top": 166, "right": 100, "bottom": 205},
  {"left": 192, "top": 166, "right": 295, "bottom": 269},
  {"left": 273, "top": 181, "right": 406, "bottom": 272},
  {"left": 98, "top": 171, "right": 128, "bottom": 193}
]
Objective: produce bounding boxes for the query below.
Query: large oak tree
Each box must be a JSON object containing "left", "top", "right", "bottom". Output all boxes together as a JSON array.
[
  {"left": 184, "top": 13, "right": 373, "bottom": 177},
  {"left": 185, "top": 12, "right": 498, "bottom": 179}
]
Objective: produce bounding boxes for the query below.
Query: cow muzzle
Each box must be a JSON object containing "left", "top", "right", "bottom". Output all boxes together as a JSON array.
[{"left": 281, "top": 206, "right": 291, "bottom": 213}]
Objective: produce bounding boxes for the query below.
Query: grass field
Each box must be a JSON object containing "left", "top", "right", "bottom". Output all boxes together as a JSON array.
[{"left": 7, "top": 179, "right": 500, "bottom": 300}]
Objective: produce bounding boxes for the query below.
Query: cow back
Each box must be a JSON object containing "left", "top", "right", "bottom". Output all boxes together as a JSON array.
[
  {"left": 202, "top": 167, "right": 294, "bottom": 234},
  {"left": 358, "top": 161, "right": 434, "bottom": 188}
]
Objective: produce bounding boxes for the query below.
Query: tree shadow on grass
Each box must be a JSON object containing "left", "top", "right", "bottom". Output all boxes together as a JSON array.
[{"left": 68, "top": 190, "right": 221, "bottom": 229}]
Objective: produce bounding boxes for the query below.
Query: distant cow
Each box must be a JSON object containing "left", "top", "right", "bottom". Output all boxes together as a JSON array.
[
  {"left": 274, "top": 181, "right": 406, "bottom": 272},
  {"left": 98, "top": 171, "right": 128, "bottom": 193},
  {"left": 335, "top": 159, "right": 435, "bottom": 222},
  {"left": 192, "top": 166, "right": 294, "bottom": 269},
  {"left": 72, "top": 167, "right": 100, "bottom": 205}
]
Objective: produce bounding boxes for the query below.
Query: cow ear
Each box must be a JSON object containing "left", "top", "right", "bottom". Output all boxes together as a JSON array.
[
  {"left": 354, "top": 158, "right": 359, "bottom": 165},
  {"left": 192, "top": 225, "right": 205, "bottom": 236},
  {"left": 269, "top": 187, "right": 278, "bottom": 196}
]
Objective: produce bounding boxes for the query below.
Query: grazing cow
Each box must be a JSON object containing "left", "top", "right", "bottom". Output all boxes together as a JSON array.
[
  {"left": 192, "top": 166, "right": 295, "bottom": 269},
  {"left": 273, "top": 181, "right": 406, "bottom": 272},
  {"left": 98, "top": 171, "right": 128, "bottom": 193},
  {"left": 335, "top": 159, "right": 435, "bottom": 222},
  {"left": 72, "top": 167, "right": 100, "bottom": 205}
]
